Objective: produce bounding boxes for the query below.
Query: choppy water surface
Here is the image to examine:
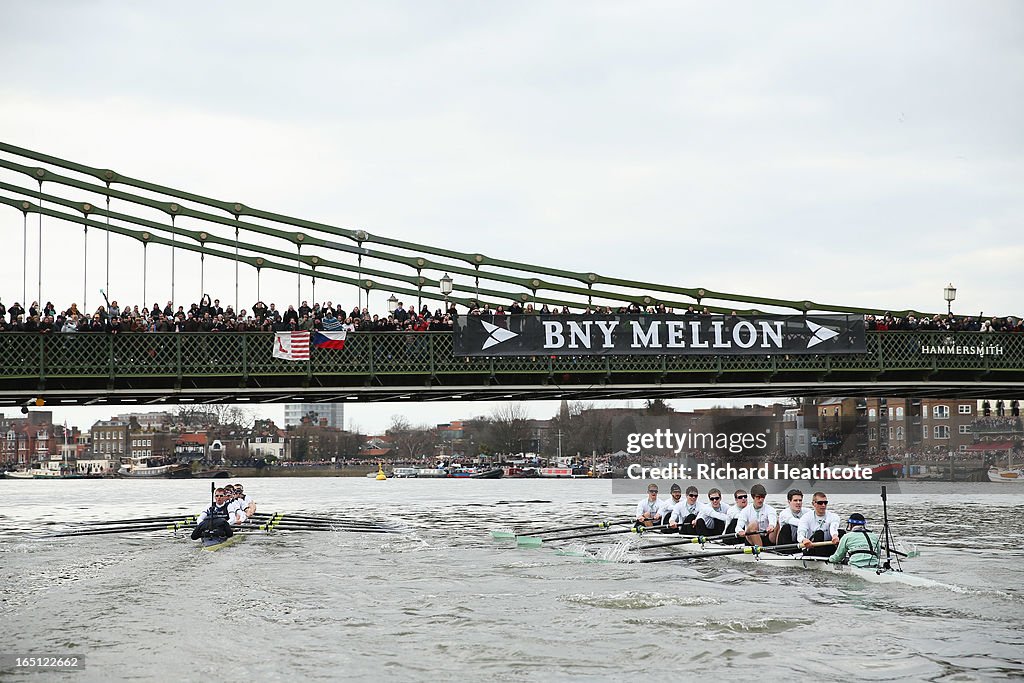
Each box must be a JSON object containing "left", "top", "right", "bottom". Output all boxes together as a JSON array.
[{"left": 1, "top": 479, "right": 1022, "bottom": 682}]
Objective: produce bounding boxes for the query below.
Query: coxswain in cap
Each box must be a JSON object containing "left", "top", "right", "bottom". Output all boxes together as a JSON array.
[{"left": 827, "top": 513, "right": 881, "bottom": 567}]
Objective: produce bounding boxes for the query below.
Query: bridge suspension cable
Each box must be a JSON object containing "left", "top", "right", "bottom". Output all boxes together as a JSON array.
[{"left": 0, "top": 141, "right": 934, "bottom": 317}]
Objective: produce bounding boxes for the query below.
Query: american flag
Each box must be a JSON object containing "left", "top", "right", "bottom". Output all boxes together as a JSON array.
[{"left": 273, "top": 331, "right": 311, "bottom": 361}]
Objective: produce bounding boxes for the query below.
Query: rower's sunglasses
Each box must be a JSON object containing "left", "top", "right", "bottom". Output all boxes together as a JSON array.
[
  {"left": 735, "top": 495, "right": 748, "bottom": 499},
  {"left": 814, "top": 500, "right": 829, "bottom": 505},
  {"left": 709, "top": 496, "right": 721, "bottom": 501},
  {"left": 687, "top": 493, "right": 698, "bottom": 498}
]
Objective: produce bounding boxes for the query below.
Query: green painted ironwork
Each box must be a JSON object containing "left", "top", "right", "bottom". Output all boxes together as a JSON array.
[
  {"left": 0, "top": 141, "right": 960, "bottom": 316},
  {"left": 0, "top": 332, "right": 1020, "bottom": 404}
]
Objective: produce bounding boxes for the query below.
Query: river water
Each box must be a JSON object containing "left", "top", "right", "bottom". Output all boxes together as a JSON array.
[{"left": 1, "top": 478, "right": 1022, "bottom": 682}]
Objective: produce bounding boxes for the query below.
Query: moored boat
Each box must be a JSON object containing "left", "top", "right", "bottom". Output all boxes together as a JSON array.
[
  {"left": 538, "top": 466, "right": 573, "bottom": 478},
  {"left": 391, "top": 467, "right": 419, "bottom": 478},
  {"left": 502, "top": 466, "right": 539, "bottom": 478},
  {"left": 988, "top": 467, "right": 1024, "bottom": 483},
  {"left": 4, "top": 468, "right": 83, "bottom": 479},
  {"left": 447, "top": 466, "right": 504, "bottom": 478},
  {"left": 416, "top": 467, "right": 448, "bottom": 478},
  {"left": 117, "top": 456, "right": 185, "bottom": 478}
]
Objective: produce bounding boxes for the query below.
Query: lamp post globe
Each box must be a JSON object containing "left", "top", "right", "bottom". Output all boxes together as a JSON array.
[
  {"left": 943, "top": 283, "right": 956, "bottom": 315},
  {"left": 440, "top": 273, "right": 453, "bottom": 307}
]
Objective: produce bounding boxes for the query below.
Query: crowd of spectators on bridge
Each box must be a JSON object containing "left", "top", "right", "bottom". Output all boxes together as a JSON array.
[
  {"left": 0, "top": 296, "right": 456, "bottom": 334},
  {"left": 0, "top": 294, "right": 1020, "bottom": 335},
  {"left": 865, "top": 312, "right": 1023, "bottom": 332}
]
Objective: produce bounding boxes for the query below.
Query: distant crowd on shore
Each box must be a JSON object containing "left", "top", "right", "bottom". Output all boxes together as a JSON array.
[{"left": 0, "top": 295, "right": 1020, "bottom": 334}]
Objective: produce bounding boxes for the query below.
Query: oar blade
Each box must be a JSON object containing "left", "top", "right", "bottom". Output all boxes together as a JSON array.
[{"left": 515, "top": 535, "right": 544, "bottom": 547}]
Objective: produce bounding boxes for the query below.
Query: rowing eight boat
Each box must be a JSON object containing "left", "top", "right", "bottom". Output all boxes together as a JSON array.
[{"left": 672, "top": 542, "right": 938, "bottom": 587}]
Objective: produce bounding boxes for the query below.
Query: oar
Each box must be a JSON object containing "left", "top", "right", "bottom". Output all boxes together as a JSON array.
[
  {"left": 640, "top": 532, "right": 738, "bottom": 550},
  {"left": 638, "top": 541, "right": 835, "bottom": 563},
  {"left": 492, "top": 519, "right": 631, "bottom": 540},
  {"left": 516, "top": 524, "right": 663, "bottom": 547},
  {"left": 255, "top": 521, "right": 395, "bottom": 534},
  {"left": 49, "top": 523, "right": 188, "bottom": 538},
  {"left": 250, "top": 514, "right": 386, "bottom": 529},
  {"left": 69, "top": 515, "right": 194, "bottom": 526},
  {"left": 259, "top": 525, "right": 396, "bottom": 534},
  {"left": 255, "top": 514, "right": 393, "bottom": 533}
]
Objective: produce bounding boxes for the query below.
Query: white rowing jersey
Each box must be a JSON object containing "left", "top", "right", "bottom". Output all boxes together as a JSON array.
[
  {"left": 669, "top": 499, "right": 704, "bottom": 525},
  {"left": 735, "top": 502, "right": 777, "bottom": 532},
  {"left": 227, "top": 498, "right": 247, "bottom": 525},
  {"left": 635, "top": 496, "right": 671, "bottom": 521},
  {"left": 778, "top": 507, "right": 808, "bottom": 532},
  {"left": 697, "top": 501, "right": 731, "bottom": 525},
  {"left": 797, "top": 511, "right": 840, "bottom": 543},
  {"left": 726, "top": 504, "right": 746, "bottom": 523}
]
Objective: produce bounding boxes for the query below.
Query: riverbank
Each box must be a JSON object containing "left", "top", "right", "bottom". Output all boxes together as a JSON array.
[{"left": 229, "top": 466, "right": 373, "bottom": 478}]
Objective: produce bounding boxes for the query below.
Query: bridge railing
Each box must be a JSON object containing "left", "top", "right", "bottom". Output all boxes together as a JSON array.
[{"left": 0, "top": 331, "right": 1021, "bottom": 382}]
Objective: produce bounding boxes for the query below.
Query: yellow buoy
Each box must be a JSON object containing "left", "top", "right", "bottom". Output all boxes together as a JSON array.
[{"left": 375, "top": 462, "right": 387, "bottom": 480}]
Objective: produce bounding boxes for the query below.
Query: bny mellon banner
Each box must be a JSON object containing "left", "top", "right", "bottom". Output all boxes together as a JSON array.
[{"left": 453, "top": 314, "right": 867, "bottom": 357}]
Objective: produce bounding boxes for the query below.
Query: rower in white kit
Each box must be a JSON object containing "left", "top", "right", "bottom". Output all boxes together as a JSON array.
[
  {"left": 735, "top": 483, "right": 778, "bottom": 546},
  {"left": 797, "top": 491, "right": 841, "bottom": 556},
  {"left": 776, "top": 488, "right": 807, "bottom": 549},
  {"left": 635, "top": 483, "right": 671, "bottom": 528}
]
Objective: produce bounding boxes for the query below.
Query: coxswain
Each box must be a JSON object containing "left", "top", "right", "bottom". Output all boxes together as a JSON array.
[
  {"left": 694, "top": 488, "right": 730, "bottom": 536},
  {"left": 668, "top": 486, "right": 702, "bottom": 533},
  {"left": 797, "top": 491, "right": 841, "bottom": 556},
  {"left": 776, "top": 489, "right": 807, "bottom": 548},
  {"left": 828, "top": 513, "right": 881, "bottom": 568},
  {"left": 191, "top": 488, "right": 234, "bottom": 540},
  {"left": 721, "top": 489, "right": 748, "bottom": 545},
  {"left": 635, "top": 483, "right": 670, "bottom": 528},
  {"left": 735, "top": 483, "right": 778, "bottom": 546}
]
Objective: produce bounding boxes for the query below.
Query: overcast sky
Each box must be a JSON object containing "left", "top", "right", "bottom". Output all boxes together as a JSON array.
[{"left": 1, "top": 2, "right": 1021, "bottom": 433}]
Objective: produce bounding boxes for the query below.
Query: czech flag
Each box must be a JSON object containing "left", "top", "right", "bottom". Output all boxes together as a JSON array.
[{"left": 312, "top": 330, "right": 347, "bottom": 350}]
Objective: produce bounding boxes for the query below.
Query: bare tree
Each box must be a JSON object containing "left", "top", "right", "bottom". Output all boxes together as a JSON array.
[
  {"left": 387, "top": 415, "right": 436, "bottom": 462},
  {"left": 488, "top": 402, "right": 532, "bottom": 455},
  {"left": 644, "top": 398, "right": 674, "bottom": 415},
  {"left": 174, "top": 403, "right": 253, "bottom": 429}
]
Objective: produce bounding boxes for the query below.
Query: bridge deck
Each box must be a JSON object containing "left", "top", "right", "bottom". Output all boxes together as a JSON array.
[{"left": 0, "top": 331, "right": 1021, "bottom": 405}]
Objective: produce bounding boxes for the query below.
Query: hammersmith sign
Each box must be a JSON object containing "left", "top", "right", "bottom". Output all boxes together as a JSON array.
[{"left": 453, "top": 314, "right": 866, "bottom": 357}]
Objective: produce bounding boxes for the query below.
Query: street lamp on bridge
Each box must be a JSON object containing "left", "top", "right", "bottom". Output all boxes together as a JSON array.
[
  {"left": 387, "top": 294, "right": 398, "bottom": 315},
  {"left": 943, "top": 283, "right": 956, "bottom": 315},
  {"left": 440, "top": 273, "right": 453, "bottom": 310}
]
